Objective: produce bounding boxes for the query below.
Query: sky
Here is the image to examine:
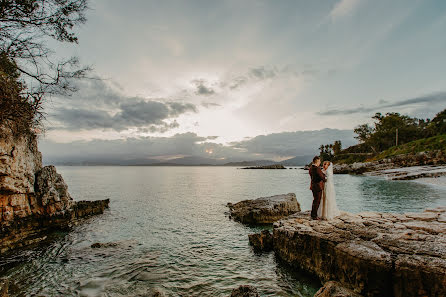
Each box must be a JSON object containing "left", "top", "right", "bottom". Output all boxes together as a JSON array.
[{"left": 40, "top": 0, "right": 446, "bottom": 163}]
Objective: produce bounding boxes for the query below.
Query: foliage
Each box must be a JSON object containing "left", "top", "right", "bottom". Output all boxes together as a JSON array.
[
  {"left": 319, "top": 140, "right": 342, "bottom": 161},
  {"left": 374, "top": 134, "right": 446, "bottom": 159},
  {"left": 0, "top": 0, "right": 90, "bottom": 134}
]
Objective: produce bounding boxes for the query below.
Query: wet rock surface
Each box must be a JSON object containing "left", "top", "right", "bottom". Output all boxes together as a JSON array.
[
  {"left": 273, "top": 207, "right": 446, "bottom": 297},
  {"left": 248, "top": 230, "right": 273, "bottom": 252},
  {"left": 230, "top": 285, "right": 259, "bottom": 297},
  {"left": 0, "top": 126, "right": 109, "bottom": 254},
  {"left": 227, "top": 193, "right": 301, "bottom": 224},
  {"left": 314, "top": 281, "right": 363, "bottom": 297}
]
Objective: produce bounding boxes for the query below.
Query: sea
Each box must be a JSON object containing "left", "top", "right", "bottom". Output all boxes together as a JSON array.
[{"left": 1, "top": 166, "right": 445, "bottom": 297}]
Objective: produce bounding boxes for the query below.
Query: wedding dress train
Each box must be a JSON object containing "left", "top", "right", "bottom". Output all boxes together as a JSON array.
[{"left": 317, "top": 163, "right": 340, "bottom": 220}]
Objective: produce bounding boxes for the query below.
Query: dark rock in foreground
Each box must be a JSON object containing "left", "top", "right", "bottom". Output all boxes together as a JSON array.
[
  {"left": 314, "top": 281, "right": 363, "bottom": 297},
  {"left": 273, "top": 207, "right": 446, "bottom": 297},
  {"left": 230, "top": 285, "right": 259, "bottom": 297},
  {"left": 241, "top": 164, "right": 286, "bottom": 169},
  {"left": 227, "top": 193, "right": 301, "bottom": 224},
  {"left": 248, "top": 230, "right": 273, "bottom": 252}
]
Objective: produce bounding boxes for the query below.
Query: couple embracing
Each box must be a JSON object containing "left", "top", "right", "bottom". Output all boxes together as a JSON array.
[{"left": 309, "top": 156, "right": 340, "bottom": 220}]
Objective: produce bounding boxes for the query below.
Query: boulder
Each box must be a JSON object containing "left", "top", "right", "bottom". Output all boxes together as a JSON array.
[
  {"left": 228, "top": 193, "right": 300, "bottom": 224},
  {"left": 248, "top": 230, "right": 273, "bottom": 252},
  {"left": 273, "top": 208, "right": 446, "bottom": 297},
  {"left": 230, "top": 285, "right": 259, "bottom": 297},
  {"left": 314, "top": 281, "right": 363, "bottom": 297}
]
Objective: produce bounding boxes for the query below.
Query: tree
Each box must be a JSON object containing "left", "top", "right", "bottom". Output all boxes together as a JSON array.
[
  {"left": 332, "top": 140, "right": 342, "bottom": 155},
  {"left": 353, "top": 123, "right": 373, "bottom": 143},
  {"left": 428, "top": 109, "right": 446, "bottom": 135},
  {"left": 0, "top": 0, "right": 91, "bottom": 132}
]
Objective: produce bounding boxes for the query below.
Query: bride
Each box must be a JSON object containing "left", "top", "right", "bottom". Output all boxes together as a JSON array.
[{"left": 318, "top": 161, "right": 340, "bottom": 220}]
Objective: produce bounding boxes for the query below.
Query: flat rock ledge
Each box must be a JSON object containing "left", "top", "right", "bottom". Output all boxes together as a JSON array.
[
  {"left": 227, "top": 193, "right": 301, "bottom": 224},
  {"left": 273, "top": 207, "right": 446, "bottom": 297}
]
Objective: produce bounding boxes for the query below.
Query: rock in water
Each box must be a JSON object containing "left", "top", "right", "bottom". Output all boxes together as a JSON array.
[
  {"left": 241, "top": 164, "right": 286, "bottom": 169},
  {"left": 314, "top": 281, "right": 363, "bottom": 297},
  {"left": 227, "top": 193, "right": 300, "bottom": 224},
  {"left": 273, "top": 208, "right": 446, "bottom": 297},
  {"left": 230, "top": 285, "right": 259, "bottom": 297},
  {"left": 0, "top": 125, "right": 109, "bottom": 254},
  {"left": 248, "top": 230, "right": 273, "bottom": 252}
]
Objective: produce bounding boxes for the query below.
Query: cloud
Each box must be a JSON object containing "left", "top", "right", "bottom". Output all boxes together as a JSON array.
[
  {"left": 39, "top": 129, "right": 357, "bottom": 164},
  {"left": 318, "top": 91, "right": 446, "bottom": 116},
  {"left": 230, "top": 129, "right": 356, "bottom": 157},
  {"left": 201, "top": 102, "right": 221, "bottom": 108},
  {"left": 329, "top": 0, "right": 362, "bottom": 20},
  {"left": 192, "top": 79, "right": 215, "bottom": 96},
  {"left": 48, "top": 79, "right": 197, "bottom": 132}
]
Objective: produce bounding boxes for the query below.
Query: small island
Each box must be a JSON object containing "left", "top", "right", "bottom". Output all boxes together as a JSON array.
[{"left": 241, "top": 164, "right": 286, "bottom": 169}]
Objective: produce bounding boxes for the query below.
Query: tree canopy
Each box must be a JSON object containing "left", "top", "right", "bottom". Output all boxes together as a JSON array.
[{"left": 0, "top": 0, "right": 90, "bottom": 134}]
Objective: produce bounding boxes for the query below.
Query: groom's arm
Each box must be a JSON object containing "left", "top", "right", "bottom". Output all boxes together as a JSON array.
[{"left": 316, "top": 167, "right": 327, "bottom": 182}]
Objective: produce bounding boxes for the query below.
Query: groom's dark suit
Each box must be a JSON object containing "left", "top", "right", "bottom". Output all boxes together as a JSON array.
[{"left": 309, "top": 164, "right": 326, "bottom": 219}]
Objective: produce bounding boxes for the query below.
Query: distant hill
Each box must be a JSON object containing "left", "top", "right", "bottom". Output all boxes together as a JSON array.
[
  {"left": 49, "top": 155, "right": 313, "bottom": 167},
  {"left": 223, "top": 160, "right": 276, "bottom": 166},
  {"left": 280, "top": 155, "right": 313, "bottom": 166}
]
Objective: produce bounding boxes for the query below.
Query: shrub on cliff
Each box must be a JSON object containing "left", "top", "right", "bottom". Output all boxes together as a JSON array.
[{"left": 0, "top": 0, "right": 91, "bottom": 135}]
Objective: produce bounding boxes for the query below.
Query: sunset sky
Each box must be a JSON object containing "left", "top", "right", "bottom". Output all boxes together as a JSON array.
[{"left": 40, "top": 0, "right": 446, "bottom": 163}]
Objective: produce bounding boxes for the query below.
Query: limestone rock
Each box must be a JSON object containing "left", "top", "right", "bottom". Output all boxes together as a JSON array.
[
  {"left": 227, "top": 193, "right": 300, "bottom": 224},
  {"left": 230, "top": 285, "right": 259, "bottom": 297},
  {"left": 273, "top": 209, "right": 446, "bottom": 297},
  {"left": 0, "top": 126, "right": 109, "bottom": 254},
  {"left": 248, "top": 230, "right": 273, "bottom": 252},
  {"left": 314, "top": 281, "right": 363, "bottom": 297}
]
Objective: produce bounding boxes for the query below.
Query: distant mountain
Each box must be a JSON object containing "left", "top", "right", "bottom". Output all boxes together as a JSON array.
[
  {"left": 280, "top": 155, "right": 313, "bottom": 166},
  {"left": 48, "top": 155, "right": 312, "bottom": 167},
  {"left": 159, "top": 156, "right": 224, "bottom": 166},
  {"left": 223, "top": 160, "right": 276, "bottom": 166}
]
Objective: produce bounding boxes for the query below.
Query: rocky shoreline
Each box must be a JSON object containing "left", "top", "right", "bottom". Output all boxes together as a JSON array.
[
  {"left": 332, "top": 151, "right": 445, "bottom": 176},
  {"left": 232, "top": 193, "right": 445, "bottom": 297},
  {"left": 0, "top": 126, "right": 109, "bottom": 254}
]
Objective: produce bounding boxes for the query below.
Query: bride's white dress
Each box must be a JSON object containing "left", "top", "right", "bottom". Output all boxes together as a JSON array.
[{"left": 317, "top": 164, "right": 340, "bottom": 220}]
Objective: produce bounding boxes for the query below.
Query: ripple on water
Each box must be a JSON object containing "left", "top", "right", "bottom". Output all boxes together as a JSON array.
[{"left": 1, "top": 166, "right": 445, "bottom": 296}]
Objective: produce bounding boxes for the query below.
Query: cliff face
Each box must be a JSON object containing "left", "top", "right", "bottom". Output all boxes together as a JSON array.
[{"left": 0, "top": 126, "right": 109, "bottom": 254}]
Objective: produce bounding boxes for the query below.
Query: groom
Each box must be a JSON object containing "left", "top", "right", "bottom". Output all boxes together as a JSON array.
[{"left": 309, "top": 156, "right": 326, "bottom": 220}]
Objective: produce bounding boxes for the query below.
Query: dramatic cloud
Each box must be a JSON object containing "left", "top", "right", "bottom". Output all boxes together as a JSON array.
[
  {"left": 318, "top": 92, "right": 446, "bottom": 116},
  {"left": 192, "top": 79, "right": 215, "bottom": 96},
  {"left": 48, "top": 79, "right": 197, "bottom": 132},
  {"left": 40, "top": 128, "right": 356, "bottom": 164},
  {"left": 230, "top": 129, "right": 356, "bottom": 157}
]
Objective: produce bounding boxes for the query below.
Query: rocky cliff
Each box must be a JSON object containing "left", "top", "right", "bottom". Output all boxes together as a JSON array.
[{"left": 0, "top": 126, "right": 109, "bottom": 254}]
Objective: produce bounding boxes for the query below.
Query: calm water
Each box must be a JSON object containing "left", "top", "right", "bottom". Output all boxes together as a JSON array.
[{"left": 1, "top": 166, "right": 445, "bottom": 297}]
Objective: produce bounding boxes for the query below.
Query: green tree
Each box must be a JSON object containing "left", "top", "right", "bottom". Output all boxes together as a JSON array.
[{"left": 0, "top": 0, "right": 90, "bottom": 132}]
